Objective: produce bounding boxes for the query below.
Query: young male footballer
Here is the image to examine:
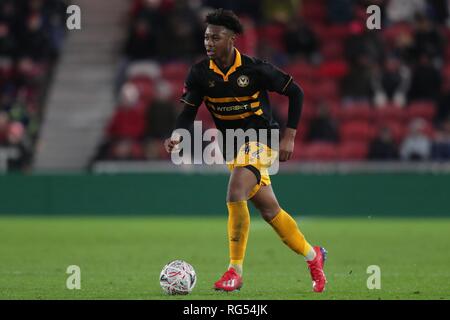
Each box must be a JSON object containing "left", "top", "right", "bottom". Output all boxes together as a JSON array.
[{"left": 165, "top": 9, "right": 327, "bottom": 293}]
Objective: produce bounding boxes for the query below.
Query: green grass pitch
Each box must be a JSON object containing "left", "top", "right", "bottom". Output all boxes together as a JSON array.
[{"left": 0, "top": 216, "right": 449, "bottom": 300}]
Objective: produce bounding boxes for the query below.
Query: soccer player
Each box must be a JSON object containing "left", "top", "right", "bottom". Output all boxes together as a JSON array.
[{"left": 165, "top": 9, "right": 327, "bottom": 293}]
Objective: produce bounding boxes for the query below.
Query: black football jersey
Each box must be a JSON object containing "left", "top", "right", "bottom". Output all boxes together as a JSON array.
[{"left": 181, "top": 48, "right": 292, "bottom": 133}]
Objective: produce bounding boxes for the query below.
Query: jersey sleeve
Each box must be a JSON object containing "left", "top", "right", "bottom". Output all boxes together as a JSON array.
[
  {"left": 259, "top": 60, "right": 293, "bottom": 94},
  {"left": 180, "top": 66, "right": 204, "bottom": 108}
]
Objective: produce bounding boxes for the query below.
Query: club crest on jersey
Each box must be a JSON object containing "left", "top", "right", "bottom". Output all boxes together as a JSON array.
[{"left": 237, "top": 75, "right": 249, "bottom": 87}]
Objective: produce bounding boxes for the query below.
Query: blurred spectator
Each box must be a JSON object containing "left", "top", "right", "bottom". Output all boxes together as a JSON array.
[
  {"left": 109, "top": 138, "right": 144, "bottom": 161},
  {"left": 372, "top": 55, "right": 411, "bottom": 108},
  {"left": 262, "top": 0, "right": 300, "bottom": 24},
  {"left": 145, "top": 81, "right": 178, "bottom": 139},
  {"left": 163, "top": 14, "right": 204, "bottom": 61},
  {"left": 44, "top": 0, "right": 68, "bottom": 53},
  {"left": 0, "top": 0, "right": 65, "bottom": 171},
  {"left": 306, "top": 102, "right": 339, "bottom": 143},
  {"left": 0, "top": 22, "right": 16, "bottom": 59},
  {"left": 134, "top": 0, "right": 167, "bottom": 24},
  {"left": 0, "top": 0, "right": 18, "bottom": 29},
  {"left": 408, "top": 54, "right": 442, "bottom": 102},
  {"left": 344, "top": 21, "right": 385, "bottom": 64},
  {"left": 326, "top": 0, "right": 354, "bottom": 24},
  {"left": 107, "top": 83, "right": 147, "bottom": 140},
  {"left": 386, "top": 0, "right": 426, "bottom": 23},
  {"left": 412, "top": 13, "right": 444, "bottom": 64},
  {"left": 283, "top": 18, "right": 319, "bottom": 63},
  {"left": 4, "top": 122, "right": 32, "bottom": 172},
  {"left": 18, "top": 13, "right": 53, "bottom": 62},
  {"left": 203, "top": 0, "right": 264, "bottom": 23},
  {"left": 124, "top": 18, "right": 160, "bottom": 61},
  {"left": 426, "top": 0, "right": 449, "bottom": 25},
  {"left": 400, "top": 118, "right": 432, "bottom": 160},
  {"left": 436, "top": 88, "right": 450, "bottom": 124},
  {"left": 368, "top": 126, "right": 399, "bottom": 160},
  {"left": 0, "top": 111, "right": 9, "bottom": 145},
  {"left": 256, "top": 40, "right": 288, "bottom": 67},
  {"left": 392, "top": 28, "right": 416, "bottom": 64},
  {"left": 0, "top": 85, "right": 15, "bottom": 111},
  {"left": 340, "top": 56, "right": 374, "bottom": 105},
  {"left": 431, "top": 117, "right": 450, "bottom": 160},
  {"left": 144, "top": 138, "right": 165, "bottom": 160}
]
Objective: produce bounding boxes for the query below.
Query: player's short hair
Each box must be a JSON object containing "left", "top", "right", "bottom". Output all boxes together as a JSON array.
[{"left": 205, "top": 8, "right": 243, "bottom": 35}]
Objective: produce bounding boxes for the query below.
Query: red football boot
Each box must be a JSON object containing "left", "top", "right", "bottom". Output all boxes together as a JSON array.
[
  {"left": 307, "top": 246, "right": 328, "bottom": 293},
  {"left": 214, "top": 268, "right": 243, "bottom": 292}
]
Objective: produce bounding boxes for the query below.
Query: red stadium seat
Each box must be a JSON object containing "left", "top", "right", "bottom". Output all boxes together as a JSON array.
[
  {"left": 318, "top": 60, "right": 348, "bottom": 79},
  {"left": 301, "top": 1, "right": 326, "bottom": 24},
  {"left": 337, "top": 142, "right": 369, "bottom": 160},
  {"left": 128, "top": 76, "right": 154, "bottom": 103},
  {"left": 169, "top": 79, "right": 185, "bottom": 101},
  {"left": 295, "top": 122, "right": 310, "bottom": 142},
  {"left": 256, "top": 24, "right": 286, "bottom": 52},
  {"left": 374, "top": 105, "right": 407, "bottom": 124},
  {"left": 0, "top": 63, "right": 14, "bottom": 79},
  {"left": 269, "top": 92, "right": 287, "bottom": 108},
  {"left": 300, "top": 102, "right": 315, "bottom": 121},
  {"left": 235, "top": 17, "right": 258, "bottom": 55},
  {"left": 340, "top": 121, "right": 376, "bottom": 143},
  {"left": 445, "top": 45, "right": 450, "bottom": 60},
  {"left": 321, "top": 41, "right": 344, "bottom": 60},
  {"left": 131, "top": 141, "right": 145, "bottom": 159},
  {"left": 308, "top": 80, "right": 339, "bottom": 100},
  {"left": 442, "top": 63, "right": 450, "bottom": 82},
  {"left": 338, "top": 104, "right": 373, "bottom": 123},
  {"left": 382, "top": 22, "right": 413, "bottom": 46},
  {"left": 285, "top": 61, "right": 317, "bottom": 82},
  {"left": 274, "top": 101, "right": 289, "bottom": 122},
  {"left": 161, "top": 62, "right": 189, "bottom": 81},
  {"left": 297, "top": 142, "right": 338, "bottom": 161},
  {"left": 406, "top": 101, "right": 436, "bottom": 122},
  {"left": 197, "top": 106, "right": 215, "bottom": 129},
  {"left": 313, "top": 24, "right": 351, "bottom": 43}
]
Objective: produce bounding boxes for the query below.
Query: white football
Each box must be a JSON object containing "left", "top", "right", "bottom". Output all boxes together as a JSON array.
[{"left": 159, "top": 260, "right": 197, "bottom": 295}]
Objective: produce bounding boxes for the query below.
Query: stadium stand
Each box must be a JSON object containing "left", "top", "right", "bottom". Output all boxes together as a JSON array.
[
  {"left": 0, "top": 0, "right": 67, "bottom": 172},
  {"left": 4, "top": 0, "right": 447, "bottom": 169}
]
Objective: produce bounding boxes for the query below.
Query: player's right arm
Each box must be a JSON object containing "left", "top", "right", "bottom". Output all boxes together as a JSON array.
[
  {"left": 164, "top": 104, "right": 199, "bottom": 152},
  {"left": 165, "top": 66, "right": 204, "bottom": 153}
]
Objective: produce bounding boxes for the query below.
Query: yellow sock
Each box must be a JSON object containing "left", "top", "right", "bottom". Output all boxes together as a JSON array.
[
  {"left": 227, "top": 201, "right": 250, "bottom": 273},
  {"left": 269, "top": 209, "right": 313, "bottom": 257}
]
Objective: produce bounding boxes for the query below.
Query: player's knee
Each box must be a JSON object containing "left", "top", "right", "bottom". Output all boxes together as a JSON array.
[
  {"left": 227, "top": 183, "right": 248, "bottom": 202},
  {"left": 259, "top": 205, "right": 281, "bottom": 222}
]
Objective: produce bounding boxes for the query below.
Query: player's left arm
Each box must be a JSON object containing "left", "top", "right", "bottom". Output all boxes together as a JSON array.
[
  {"left": 260, "top": 61, "right": 304, "bottom": 161},
  {"left": 279, "top": 81, "right": 303, "bottom": 161}
]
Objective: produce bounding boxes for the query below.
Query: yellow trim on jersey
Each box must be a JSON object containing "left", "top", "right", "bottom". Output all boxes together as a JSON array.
[
  {"left": 250, "top": 101, "right": 260, "bottom": 108},
  {"left": 210, "top": 108, "right": 263, "bottom": 120},
  {"left": 209, "top": 48, "right": 242, "bottom": 82},
  {"left": 281, "top": 76, "right": 293, "bottom": 93},
  {"left": 180, "top": 98, "right": 198, "bottom": 107},
  {"left": 205, "top": 91, "right": 260, "bottom": 103}
]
